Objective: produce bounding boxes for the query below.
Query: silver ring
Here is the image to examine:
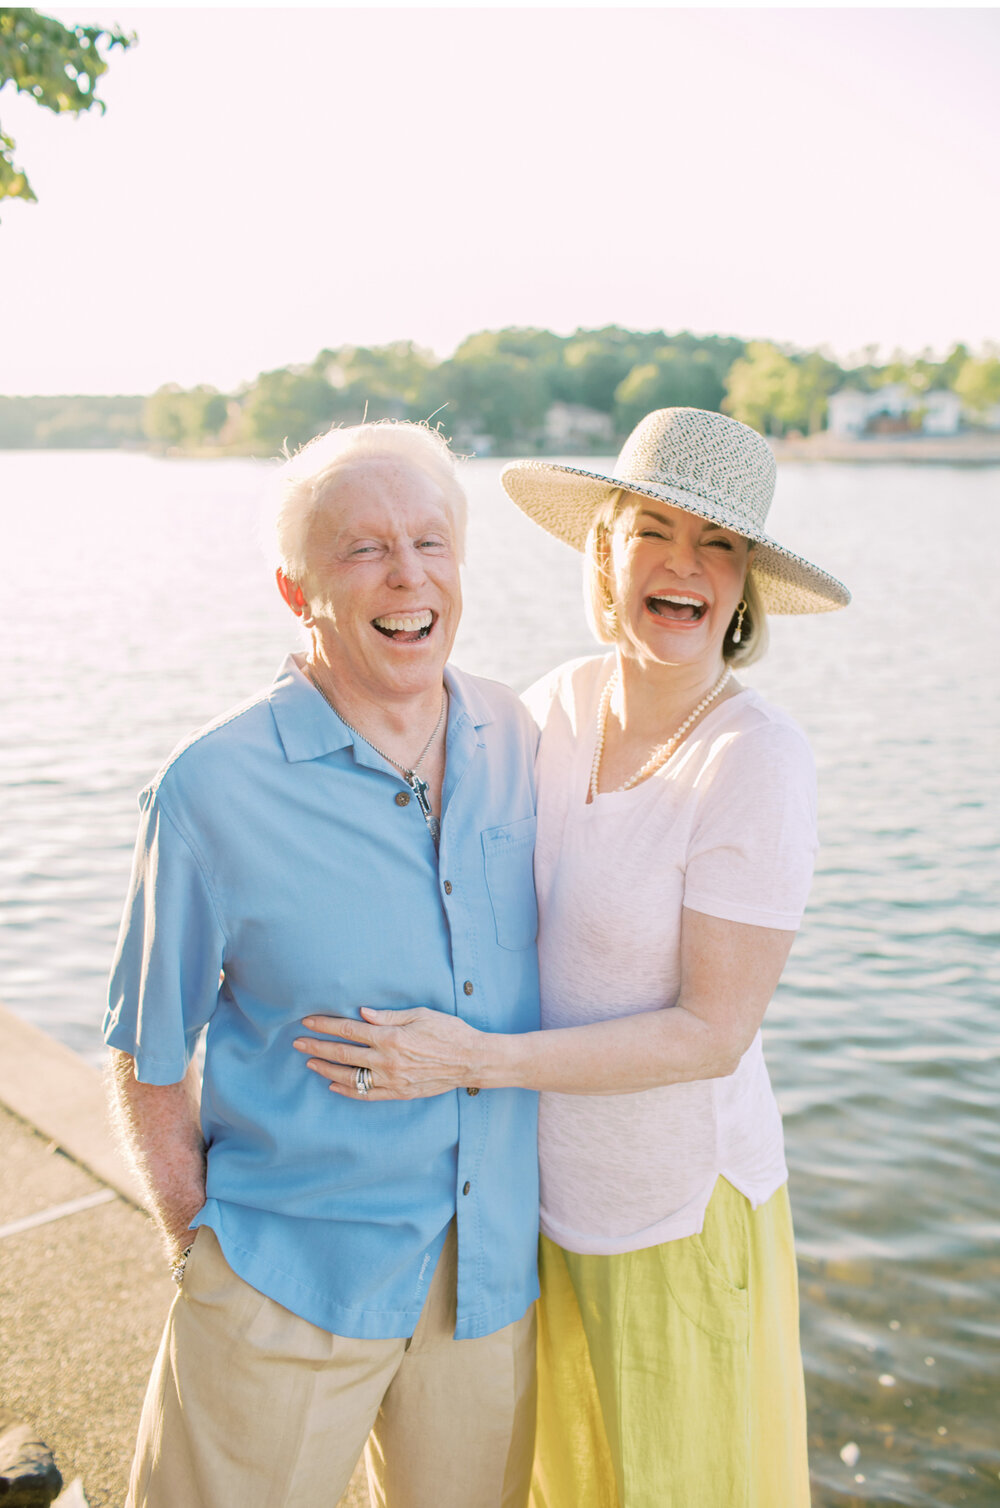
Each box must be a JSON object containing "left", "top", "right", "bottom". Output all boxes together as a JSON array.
[{"left": 355, "top": 1065, "right": 373, "bottom": 1097}]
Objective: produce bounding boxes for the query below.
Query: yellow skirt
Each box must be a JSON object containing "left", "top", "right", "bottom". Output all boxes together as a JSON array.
[{"left": 530, "top": 1177, "right": 810, "bottom": 1508}]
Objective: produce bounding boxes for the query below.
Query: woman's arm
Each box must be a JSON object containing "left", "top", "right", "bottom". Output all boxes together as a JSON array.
[{"left": 294, "top": 909, "right": 795, "bottom": 1100}]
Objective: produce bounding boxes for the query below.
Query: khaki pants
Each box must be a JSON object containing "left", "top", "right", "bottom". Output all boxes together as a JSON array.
[{"left": 127, "top": 1225, "right": 536, "bottom": 1508}]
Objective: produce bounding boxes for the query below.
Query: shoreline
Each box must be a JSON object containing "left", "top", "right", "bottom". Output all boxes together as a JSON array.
[
  {"left": 0, "top": 1003, "right": 143, "bottom": 1209},
  {"left": 768, "top": 433, "right": 1000, "bottom": 465},
  {"left": 2, "top": 434, "right": 1000, "bottom": 465}
]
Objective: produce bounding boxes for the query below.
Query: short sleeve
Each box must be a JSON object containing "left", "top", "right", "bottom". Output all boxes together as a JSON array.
[
  {"left": 103, "top": 785, "right": 227, "bottom": 1083},
  {"left": 683, "top": 722, "right": 818, "bottom": 931}
]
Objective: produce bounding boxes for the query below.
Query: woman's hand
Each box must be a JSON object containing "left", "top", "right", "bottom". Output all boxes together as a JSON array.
[
  {"left": 293, "top": 1007, "right": 482, "bottom": 1101},
  {"left": 293, "top": 911, "right": 795, "bottom": 1102}
]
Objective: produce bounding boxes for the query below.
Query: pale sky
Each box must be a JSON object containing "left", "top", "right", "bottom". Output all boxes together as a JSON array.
[{"left": 1, "top": 4, "right": 998, "bottom": 395}]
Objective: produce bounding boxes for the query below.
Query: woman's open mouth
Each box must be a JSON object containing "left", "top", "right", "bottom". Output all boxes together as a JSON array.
[
  {"left": 371, "top": 611, "right": 435, "bottom": 644},
  {"left": 645, "top": 595, "right": 708, "bottom": 623}
]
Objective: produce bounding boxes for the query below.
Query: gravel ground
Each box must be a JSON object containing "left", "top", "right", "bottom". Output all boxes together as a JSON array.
[{"left": 0, "top": 1103, "right": 368, "bottom": 1506}]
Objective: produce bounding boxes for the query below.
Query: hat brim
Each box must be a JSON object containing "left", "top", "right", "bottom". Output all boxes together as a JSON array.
[{"left": 501, "top": 460, "right": 850, "bottom": 615}]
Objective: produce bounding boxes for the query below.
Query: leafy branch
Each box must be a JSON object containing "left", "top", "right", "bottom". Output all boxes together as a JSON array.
[{"left": 0, "top": 7, "right": 135, "bottom": 204}]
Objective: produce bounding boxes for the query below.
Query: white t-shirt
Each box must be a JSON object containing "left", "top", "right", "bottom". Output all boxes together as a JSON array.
[{"left": 523, "top": 655, "right": 818, "bottom": 1256}]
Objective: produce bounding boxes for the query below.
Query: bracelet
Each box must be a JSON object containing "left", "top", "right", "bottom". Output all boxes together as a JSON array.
[{"left": 171, "top": 1243, "right": 194, "bottom": 1285}]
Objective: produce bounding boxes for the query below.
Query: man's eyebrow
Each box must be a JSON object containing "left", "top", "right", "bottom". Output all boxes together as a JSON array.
[{"left": 331, "top": 519, "right": 452, "bottom": 548}]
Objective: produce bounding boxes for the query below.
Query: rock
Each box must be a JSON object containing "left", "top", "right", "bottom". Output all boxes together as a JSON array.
[{"left": 0, "top": 1410, "right": 63, "bottom": 1506}]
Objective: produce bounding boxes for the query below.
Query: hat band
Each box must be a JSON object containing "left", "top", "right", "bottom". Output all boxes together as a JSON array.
[{"left": 612, "top": 469, "right": 770, "bottom": 531}]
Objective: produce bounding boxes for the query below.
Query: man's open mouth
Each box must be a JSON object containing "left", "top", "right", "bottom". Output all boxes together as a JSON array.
[
  {"left": 646, "top": 595, "right": 708, "bottom": 623},
  {"left": 372, "top": 611, "right": 435, "bottom": 643}
]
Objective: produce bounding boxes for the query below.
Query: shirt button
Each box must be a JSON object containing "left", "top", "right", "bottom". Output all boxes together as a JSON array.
[
  {"left": 466, "top": 1087, "right": 479, "bottom": 1096},
  {"left": 463, "top": 981, "right": 474, "bottom": 996},
  {"left": 462, "top": 1181, "right": 471, "bottom": 1195},
  {"left": 395, "top": 791, "right": 410, "bottom": 807},
  {"left": 443, "top": 880, "right": 453, "bottom": 894}
]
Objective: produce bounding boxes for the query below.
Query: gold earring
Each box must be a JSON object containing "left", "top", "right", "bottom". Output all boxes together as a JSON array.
[{"left": 732, "top": 599, "right": 748, "bottom": 644}]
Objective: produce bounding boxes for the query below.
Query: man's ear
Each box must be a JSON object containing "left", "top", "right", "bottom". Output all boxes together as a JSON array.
[{"left": 276, "top": 569, "right": 307, "bottom": 614}]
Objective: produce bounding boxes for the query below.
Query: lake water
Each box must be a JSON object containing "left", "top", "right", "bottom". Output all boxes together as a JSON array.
[{"left": 1, "top": 451, "right": 998, "bottom": 1505}]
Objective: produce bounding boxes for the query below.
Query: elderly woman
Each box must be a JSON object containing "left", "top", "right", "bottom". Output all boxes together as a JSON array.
[{"left": 295, "top": 408, "right": 850, "bottom": 1506}]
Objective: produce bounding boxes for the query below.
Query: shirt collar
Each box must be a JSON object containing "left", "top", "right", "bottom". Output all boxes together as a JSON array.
[{"left": 269, "top": 653, "right": 494, "bottom": 765}]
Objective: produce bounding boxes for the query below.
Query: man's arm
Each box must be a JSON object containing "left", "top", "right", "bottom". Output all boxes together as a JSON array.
[{"left": 106, "top": 1048, "right": 206, "bottom": 1264}]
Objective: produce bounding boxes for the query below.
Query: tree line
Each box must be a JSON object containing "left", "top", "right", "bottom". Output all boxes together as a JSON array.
[{"left": 2, "top": 327, "right": 999, "bottom": 454}]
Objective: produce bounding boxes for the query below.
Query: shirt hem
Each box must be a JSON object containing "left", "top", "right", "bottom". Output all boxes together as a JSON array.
[
  {"left": 200, "top": 1213, "right": 538, "bottom": 1341},
  {"left": 683, "top": 893, "right": 804, "bottom": 931},
  {"left": 102, "top": 1024, "right": 189, "bottom": 1085},
  {"left": 540, "top": 1167, "right": 789, "bottom": 1255}
]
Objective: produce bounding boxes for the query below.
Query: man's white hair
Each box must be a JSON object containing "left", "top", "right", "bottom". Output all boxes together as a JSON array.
[{"left": 275, "top": 421, "right": 468, "bottom": 582}]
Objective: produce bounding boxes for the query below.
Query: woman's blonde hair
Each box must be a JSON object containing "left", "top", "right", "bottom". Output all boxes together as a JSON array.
[{"left": 583, "top": 489, "right": 769, "bottom": 667}]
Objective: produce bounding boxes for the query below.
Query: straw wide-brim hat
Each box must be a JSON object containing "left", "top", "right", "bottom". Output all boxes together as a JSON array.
[{"left": 501, "top": 407, "right": 850, "bottom": 614}]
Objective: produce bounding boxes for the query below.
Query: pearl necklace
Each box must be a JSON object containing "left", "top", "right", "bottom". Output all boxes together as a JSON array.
[{"left": 589, "top": 665, "right": 733, "bottom": 800}]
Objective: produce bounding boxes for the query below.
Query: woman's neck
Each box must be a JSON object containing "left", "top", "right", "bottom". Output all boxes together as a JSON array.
[{"left": 611, "top": 649, "right": 730, "bottom": 743}]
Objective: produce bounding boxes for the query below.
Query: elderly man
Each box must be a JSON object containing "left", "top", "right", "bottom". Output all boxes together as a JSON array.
[{"left": 105, "top": 422, "right": 540, "bottom": 1508}]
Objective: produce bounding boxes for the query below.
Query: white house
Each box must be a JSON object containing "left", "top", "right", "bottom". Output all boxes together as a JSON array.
[
  {"left": 827, "top": 385, "right": 962, "bottom": 438},
  {"left": 451, "top": 426, "right": 494, "bottom": 457},
  {"left": 826, "top": 389, "right": 870, "bottom": 438},
  {"left": 544, "top": 402, "right": 616, "bottom": 451},
  {"left": 921, "top": 390, "right": 963, "bottom": 435}
]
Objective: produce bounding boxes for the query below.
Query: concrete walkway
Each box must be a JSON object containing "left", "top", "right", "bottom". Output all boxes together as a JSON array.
[{"left": 0, "top": 1004, "right": 366, "bottom": 1507}]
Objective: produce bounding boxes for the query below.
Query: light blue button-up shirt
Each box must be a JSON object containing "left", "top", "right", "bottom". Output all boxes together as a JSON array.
[{"left": 105, "top": 654, "right": 540, "bottom": 1340}]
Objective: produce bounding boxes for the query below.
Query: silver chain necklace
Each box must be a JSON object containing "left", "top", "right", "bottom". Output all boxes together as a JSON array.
[{"left": 307, "top": 670, "right": 446, "bottom": 846}]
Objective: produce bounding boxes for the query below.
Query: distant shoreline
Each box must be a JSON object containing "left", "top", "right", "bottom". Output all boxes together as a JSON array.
[
  {"left": 3, "top": 432, "right": 1000, "bottom": 465},
  {"left": 768, "top": 432, "right": 1000, "bottom": 465}
]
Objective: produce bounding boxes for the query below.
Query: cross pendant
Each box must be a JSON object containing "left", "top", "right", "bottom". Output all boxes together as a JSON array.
[
  {"left": 406, "top": 771, "right": 432, "bottom": 818},
  {"left": 406, "top": 772, "right": 441, "bottom": 847}
]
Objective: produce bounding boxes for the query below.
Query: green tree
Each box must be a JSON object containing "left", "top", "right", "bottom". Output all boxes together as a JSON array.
[
  {"left": 242, "top": 368, "right": 338, "bottom": 452},
  {"left": 874, "top": 347, "right": 954, "bottom": 396},
  {"left": 452, "top": 328, "right": 565, "bottom": 369},
  {"left": 35, "top": 397, "right": 142, "bottom": 446},
  {"left": 875, "top": 349, "right": 925, "bottom": 392},
  {"left": 314, "top": 341, "right": 437, "bottom": 421},
  {"left": 614, "top": 348, "right": 725, "bottom": 433},
  {"left": 722, "top": 344, "right": 791, "bottom": 434},
  {"left": 195, "top": 387, "right": 229, "bottom": 438},
  {"left": 843, "top": 343, "right": 971, "bottom": 404},
  {"left": 935, "top": 342, "right": 970, "bottom": 391},
  {"left": 143, "top": 385, "right": 188, "bottom": 447},
  {"left": 0, "top": 8, "right": 135, "bottom": 204},
  {"left": 905, "top": 349, "right": 950, "bottom": 395},
  {"left": 953, "top": 351, "right": 1000, "bottom": 417},
  {"left": 0, "top": 392, "right": 142, "bottom": 445},
  {"left": 143, "top": 384, "right": 230, "bottom": 448},
  {"left": 723, "top": 343, "right": 840, "bottom": 436},
  {"left": 451, "top": 328, "right": 568, "bottom": 404},
  {"left": 562, "top": 332, "right": 639, "bottom": 411},
  {"left": 425, "top": 346, "right": 549, "bottom": 448},
  {"left": 790, "top": 352, "right": 842, "bottom": 434},
  {"left": 669, "top": 330, "right": 746, "bottom": 380}
]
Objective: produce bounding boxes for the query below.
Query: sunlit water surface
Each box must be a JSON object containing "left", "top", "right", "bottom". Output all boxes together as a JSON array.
[{"left": 1, "top": 451, "right": 998, "bottom": 1505}]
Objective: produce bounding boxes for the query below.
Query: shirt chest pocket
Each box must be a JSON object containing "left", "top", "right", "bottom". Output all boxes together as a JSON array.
[{"left": 481, "top": 817, "right": 538, "bottom": 951}]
